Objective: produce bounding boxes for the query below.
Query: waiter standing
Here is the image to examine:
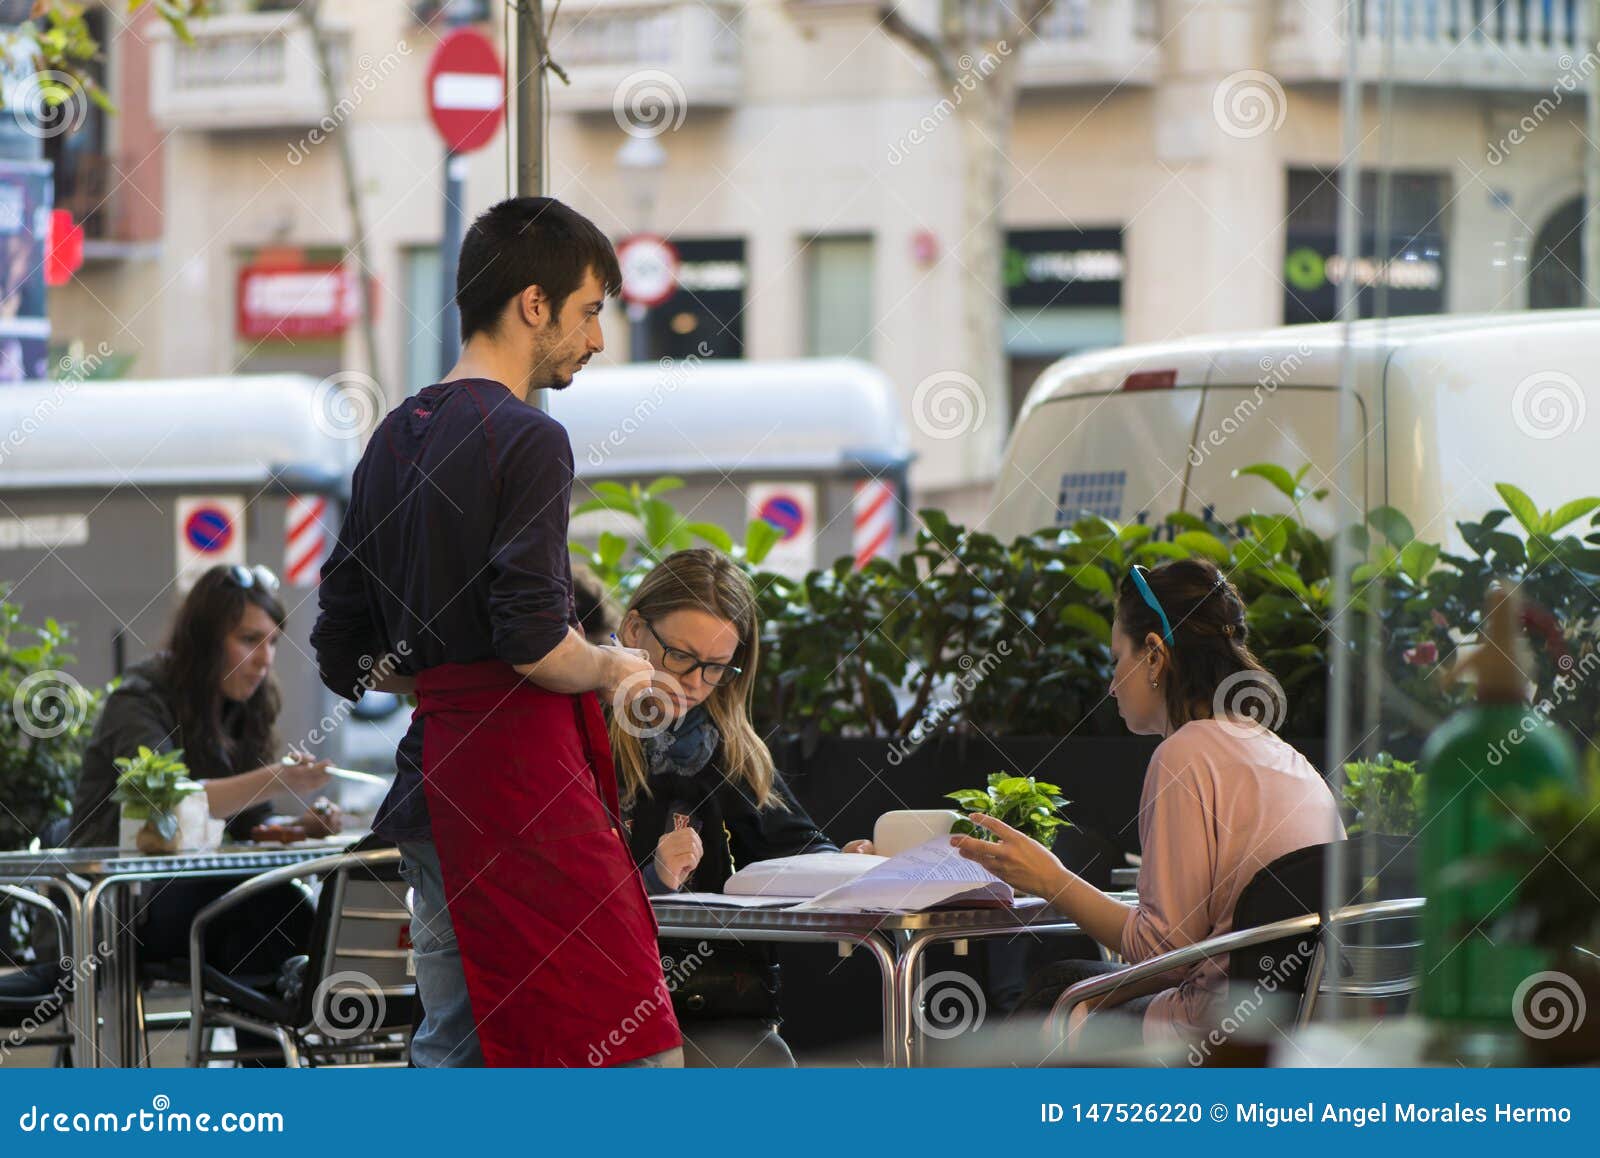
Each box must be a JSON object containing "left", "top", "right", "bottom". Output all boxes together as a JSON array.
[{"left": 311, "top": 197, "right": 682, "bottom": 1068}]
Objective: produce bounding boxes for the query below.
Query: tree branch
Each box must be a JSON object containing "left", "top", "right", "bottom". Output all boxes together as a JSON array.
[
  {"left": 877, "top": 3, "right": 958, "bottom": 88},
  {"left": 1001, "top": 0, "right": 1056, "bottom": 57}
]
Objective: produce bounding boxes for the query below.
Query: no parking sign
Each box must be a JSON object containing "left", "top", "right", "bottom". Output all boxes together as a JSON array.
[
  {"left": 748, "top": 482, "right": 817, "bottom": 579},
  {"left": 175, "top": 495, "right": 245, "bottom": 592}
]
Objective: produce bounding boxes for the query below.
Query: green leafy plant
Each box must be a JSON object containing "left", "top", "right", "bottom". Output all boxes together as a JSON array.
[
  {"left": 1340, "top": 752, "right": 1422, "bottom": 836},
  {"left": 110, "top": 747, "right": 203, "bottom": 841},
  {"left": 0, "top": 598, "right": 103, "bottom": 851},
  {"left": 569, "top": 476, "right": 782, "bottom": 599},
  {"left": 946, "top": 773, "right": 1071, "bottom": 846}
]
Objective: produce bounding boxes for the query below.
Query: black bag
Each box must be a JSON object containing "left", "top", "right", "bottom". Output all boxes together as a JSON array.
[{"left": 660, "top": 940, "right": 780, "bottom": 1022}]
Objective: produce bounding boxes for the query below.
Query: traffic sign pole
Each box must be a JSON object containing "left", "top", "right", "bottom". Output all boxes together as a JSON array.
[
  {"left": 426, "top": 30, "right": 506, "bottom": 382},
  {"left": 439, "top": 153, "right": 467, "bottom": 377}
]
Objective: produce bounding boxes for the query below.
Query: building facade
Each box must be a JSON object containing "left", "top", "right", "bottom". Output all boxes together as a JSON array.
[{"left": 48, "top": 0, "right": 1594, "bottom": 522}]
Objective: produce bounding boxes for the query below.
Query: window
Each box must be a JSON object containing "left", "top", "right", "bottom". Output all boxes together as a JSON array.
[{"left": 804, "top": 235, "right": 873, "bottom": 358}]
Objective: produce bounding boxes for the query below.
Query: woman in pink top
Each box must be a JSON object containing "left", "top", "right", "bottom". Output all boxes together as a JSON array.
[{"left": 953, "top": 557, "right": 1343, "bottom": 1045}]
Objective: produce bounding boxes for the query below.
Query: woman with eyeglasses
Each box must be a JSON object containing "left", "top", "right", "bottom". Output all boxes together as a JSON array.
[
  {"left": 951, "top": 557, "right": 1342, "bottom": 1048},
  {"left": 59, "top": 564, "right": 340, "bottom": 1060},
  {"left": 610, "top": 548, "right": 872, "bottom": 1066}
]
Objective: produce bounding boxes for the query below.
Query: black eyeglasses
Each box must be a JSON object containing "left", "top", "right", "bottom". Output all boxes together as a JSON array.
[
  {"left": 640, "top": 618, "right": 742, "bottom": 686},
  {"left": 225, "top": 564, "right": 280, "bottom": 593}
]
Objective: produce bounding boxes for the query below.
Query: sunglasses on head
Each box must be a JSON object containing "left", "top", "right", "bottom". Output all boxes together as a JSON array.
[{"left": 225, "top": 564, "right": 281, "bottom": 593}]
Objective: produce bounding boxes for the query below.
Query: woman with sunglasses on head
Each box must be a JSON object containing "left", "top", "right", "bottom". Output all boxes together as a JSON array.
[
  {"left": 59, "top": 564, "right": 340, "bottom": 1060},
  {"left": 610, "top": 548, "right": 872, "bottom": 1067},
  {"left": 952, "top": 557, "right": 1341, "bottom": 1048}
]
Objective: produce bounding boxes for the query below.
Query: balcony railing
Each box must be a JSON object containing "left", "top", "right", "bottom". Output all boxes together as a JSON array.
[
  {"left": 1018, "top": 0, "right": 1161, "bottom": 90},
  {"left": 149, "top": 11, "right": 348, "bottom": 131},
  {"left": 1273, "top": 0, "right": 1589, "bottom": 90},
  {"left": 548, "top": 0, "right": 742, "bottom": 115}
]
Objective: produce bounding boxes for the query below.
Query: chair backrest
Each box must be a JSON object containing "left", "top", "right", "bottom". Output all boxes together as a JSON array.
[
  {"left": 293, "top": 847, "right": 415, "bottom": 1038},
  {"left": 1302, "top": 899, "right": 1423, "bottom": 1023},
  {"left": 1227, "top": 840, "right": 1331, "bottom": 993}
]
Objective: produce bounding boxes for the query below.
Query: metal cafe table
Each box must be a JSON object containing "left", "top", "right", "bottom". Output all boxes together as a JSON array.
[
  {"left": 0, "top": 838, "right": 360, "bottom": 1067},
  {"left": 652, "top": 892, "right": 1138, "bottom": 1066}
]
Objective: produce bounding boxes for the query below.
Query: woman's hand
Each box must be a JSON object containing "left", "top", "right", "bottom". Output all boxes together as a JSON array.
[
  {"left": 841, "top": 839, "right": 875, "bottom": 855},
  {"left": 653, "top": 828, "right": 703, "bottom": 891},
  {"left": 275, "top": 753, "right": 332, "bottom": 799},
  {"left": 950, "top": 813, "right": 1068, "bottom": 901},
  {"left": 298, "top": 798, "right": 343, "bottom": 837}
]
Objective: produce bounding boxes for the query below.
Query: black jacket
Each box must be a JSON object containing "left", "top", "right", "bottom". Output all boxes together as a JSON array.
[
  {"left": 66, "top": 657, "right": 272, "bottom": 848},
  {"left": 624, "top": 743, "right": 837, "bottom": 894}
]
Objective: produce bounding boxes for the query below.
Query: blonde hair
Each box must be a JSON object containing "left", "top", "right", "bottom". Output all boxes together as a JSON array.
[{"left": 610, "top": 548, "right": 778, "bottom": 809}]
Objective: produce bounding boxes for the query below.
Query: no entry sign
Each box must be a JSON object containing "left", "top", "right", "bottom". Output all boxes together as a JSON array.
[{"left": 426, "top": 29, "right": 505, "bottom": 155}]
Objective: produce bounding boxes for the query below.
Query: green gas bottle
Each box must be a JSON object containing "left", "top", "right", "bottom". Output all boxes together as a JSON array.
[{"left": 1419, "top": 585, "right": 1579, "bottom": 1023}]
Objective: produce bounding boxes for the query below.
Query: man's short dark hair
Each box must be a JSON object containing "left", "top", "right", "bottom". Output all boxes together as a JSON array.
[{"left": 455, "top": 197, "right": 622, "bottom": 342}]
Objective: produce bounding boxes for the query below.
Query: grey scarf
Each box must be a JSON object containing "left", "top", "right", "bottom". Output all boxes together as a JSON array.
[{"left": 641, "top": 703, "right": 720, "bottom": 781}]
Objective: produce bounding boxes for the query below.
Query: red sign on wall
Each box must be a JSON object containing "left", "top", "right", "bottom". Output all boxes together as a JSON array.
[{"left": 236, "top": 264, "right": 358, "bottom": 340}]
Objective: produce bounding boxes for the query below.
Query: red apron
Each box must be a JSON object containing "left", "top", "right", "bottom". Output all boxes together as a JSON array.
[{"left": 414, "top": 660, "right": 681, "bottom": 1067}]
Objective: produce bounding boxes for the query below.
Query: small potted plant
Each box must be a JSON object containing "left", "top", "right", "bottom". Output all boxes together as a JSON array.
[
  {"left": 111, "top": 746, "right": 204, "bottom": 855},
  {"left": 946, "top": 772, "right": 1071, "bottom": 846}
]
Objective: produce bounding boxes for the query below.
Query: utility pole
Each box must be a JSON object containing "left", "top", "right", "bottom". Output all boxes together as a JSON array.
[
  {"left": 515, "top": 0, "right": 546, "bottom": 197},
  {"left": 1587, "top": 0, "right": 1600, "bottom": 304}
]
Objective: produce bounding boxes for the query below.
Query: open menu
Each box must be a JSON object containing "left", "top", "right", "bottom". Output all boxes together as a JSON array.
[{"left": 709, "top": 837, "right": 1014, "bottom": 912}]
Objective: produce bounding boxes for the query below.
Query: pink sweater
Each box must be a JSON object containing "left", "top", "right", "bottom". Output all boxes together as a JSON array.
[{"left": 1118, "top": 718, "right": 1344, "bottom": 1042}]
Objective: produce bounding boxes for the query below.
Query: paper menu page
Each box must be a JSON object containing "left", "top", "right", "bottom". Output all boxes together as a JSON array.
[
  {"left": 794, "top": 837, "right": 1014, "bottom": 912},
  {"left": 650, "top": 892, "right": 802, "bottom": 909}
]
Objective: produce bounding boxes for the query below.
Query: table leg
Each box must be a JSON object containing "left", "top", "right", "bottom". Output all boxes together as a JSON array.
[
  {"left": 26, "top": 878, "right": 91, "bottom": 1067},
  {"left": 846, "top": 933, "right": 900, "bottom": 1068}
]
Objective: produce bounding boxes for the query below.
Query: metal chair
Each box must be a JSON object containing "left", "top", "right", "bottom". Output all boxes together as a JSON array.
[
  {"left": 186, "top": 848, "right": 416, "bottom": 1067},
  {"left": 0, "top": 884, "right": 77, "bottom": 1065},
  {"left": 1047, "top": 897, "right": 1424, "bottom": 1052}
]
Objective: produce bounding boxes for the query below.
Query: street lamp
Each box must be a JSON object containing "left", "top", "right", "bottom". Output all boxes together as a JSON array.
[{"left": 616, "top": 133, "right": 666, "bottom": 362}]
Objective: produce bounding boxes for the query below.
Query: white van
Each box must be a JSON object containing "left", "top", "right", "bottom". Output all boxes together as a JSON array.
[{"left": 986, "top": 310, "right": 1600, "bottom": 548}]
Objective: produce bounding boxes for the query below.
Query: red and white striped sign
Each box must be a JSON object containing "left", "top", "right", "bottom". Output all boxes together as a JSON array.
[
  {"left": 285, "top": 495, "right": 330, "bottom": 587},
  {"left": 852, "top": 479, "right": 896, "bottom": 569}
]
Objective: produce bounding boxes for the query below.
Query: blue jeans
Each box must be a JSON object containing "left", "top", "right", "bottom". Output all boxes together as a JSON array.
[
  {"left": 398, "top": 840, "right": 682, "bottom": 1069},
  {"left": 397, "top": 840, "right": 485, "bottom": 1068}
]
